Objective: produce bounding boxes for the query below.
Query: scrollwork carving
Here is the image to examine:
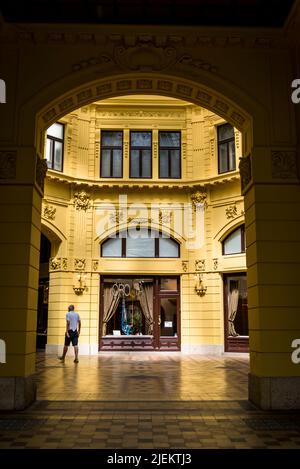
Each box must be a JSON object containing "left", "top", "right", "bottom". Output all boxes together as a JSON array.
[
  {"left": 191, "top": 190, "right": 208, "bottom": 211},
  {"left": 73, "top": 190, "right": 90, "bottom": 211},
  {"left": 43, "top": 205, "right": 56, "bottom": 220},
  {"left": 271, "top": 151, "right": 297, "bottom": 179}
]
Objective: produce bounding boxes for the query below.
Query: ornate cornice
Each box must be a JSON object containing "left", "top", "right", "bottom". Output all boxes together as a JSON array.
[
  {"left": 1, "top": 27, "right": 288, "bottom": 50},
  {"left": 46, "top": 170, "right": 240, "bottom": 191}
]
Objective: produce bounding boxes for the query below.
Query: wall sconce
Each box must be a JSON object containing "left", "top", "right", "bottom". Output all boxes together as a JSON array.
[
  {"left": 194, "top": 274, "right": 207, "bottom": 297},
  {"left": 73, "top": 273, "right": 87, "bottom": 295}
]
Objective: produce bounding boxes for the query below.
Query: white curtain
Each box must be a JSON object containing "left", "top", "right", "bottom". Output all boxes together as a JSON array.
[
  {"left": 139, "top": 283, "right": 154, "bottom": 334},
  {"left": 102, "top": 287, "right": 120, "bottom": 335},
  {"left": 228, "top": 288, "right": 239, "bottom": 337}
]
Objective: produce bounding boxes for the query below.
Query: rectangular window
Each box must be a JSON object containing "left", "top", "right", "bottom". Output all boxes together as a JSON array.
[
  {"left": 159, "top": 131, "right": 181, "bottom": 178},
  {"left": 130, "top": 131, "right": 152, "bottom": 178},
  {"left": 101, "top": 131, "right": 123, "bottom": 178},
  {"left": 45, "top": 122, "right": 64, "bottom": 172},
  {"left": 217, "top": 123, "right": 236, "bottom": 174}
]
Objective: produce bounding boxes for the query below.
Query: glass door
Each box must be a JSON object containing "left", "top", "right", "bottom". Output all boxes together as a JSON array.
[
  {"left": 156, "top": 277, "right": 180, "bottom": 350},
  {"left": 224, "top": 273, "right": 249, "bottom": 352}
]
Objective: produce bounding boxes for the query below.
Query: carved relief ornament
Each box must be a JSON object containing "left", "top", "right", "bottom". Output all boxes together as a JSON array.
[
  {"left": 0, "top": 151, "right": 17, "bottom": 179},
  {"left": 73, "top": 190, "right": 91, "bottom": 211},
  {"left": 191, "top": 191, "right": 208, "bottom": 211}
]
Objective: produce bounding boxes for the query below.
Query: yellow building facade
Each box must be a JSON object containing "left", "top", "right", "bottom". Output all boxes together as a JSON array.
[{"left": 41, "top": 96, "right": 246, "bottom": 355}]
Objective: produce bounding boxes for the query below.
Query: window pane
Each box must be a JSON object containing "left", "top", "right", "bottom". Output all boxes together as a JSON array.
[
  {"left": 47, "top": 122, "right": 64, "bottom": 139},
  {"left": 101, "top": 149, "right": 111, "bottom": 177},
  {"left": 131, "top": 132, "right": 151, "bottom": 147},
  {"left": 218, "top": 123, "right": 234, "bottom": 142},
  {"left": 102, "top": 237, "right": 122, "bottom": 257},
  {"left": 130, "top": 149, "right": 140, "bottom": 177},
  {"left": 112, "top": 149, "right": 122, "bottom": 177},
  {"left": 219, "top": 143, "right": 228, "bottom": 173},
  {"left": 160, "top": 132, "right": 180, "bottom": 147},
  {"left": 223, "top": 228, "right": 242, "bottom": 255},
  {"left": 126, "top": 237, "right": 155, "bottom": 257},
  {"left": 159, "top": 149, "right": 168, "bottom": 178},
  {"left": 228, "top": 140, "right": 236, "bottom": 171},
  {"left": 141, "top": 149, "right": 151, "bottom": 177},
  {"left": 160, "top": 278, "right": 178, "bottom": 290},
  {"left": 102, "top": 131, "right": 122, "bottom": 147},
  {"left": 53, "top": 141, "right": 63, "bottom": 171},
  {"left": 160, "top": 298, "right": 177, "bottom": 337},
  {"left": 170, "top": 149, "right": 180, "bottom": 178},
  {"left": 159, "top": 238, "right": 179, "bottom": 257},
  {"left": 46, "top": 138, "right": 53, "bottom": 167}
]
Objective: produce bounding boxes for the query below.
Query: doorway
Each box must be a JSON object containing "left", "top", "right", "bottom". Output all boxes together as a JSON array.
[
  {"left": 224, "top": 273, "right": 249, "bottom": 352},
  {"left": 99, "top": 276, "right": 180, "bottom": 351}
]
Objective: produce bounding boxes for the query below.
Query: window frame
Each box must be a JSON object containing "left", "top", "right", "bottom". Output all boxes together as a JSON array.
[
  {"left": 158, "top": 130, "right": 181, "bottom": 179},
  {"left": 222, "top": 225, "right": 246, "bottom": 256},
  {"left": 46, "top": 122, "right": 64, "bottom": 172},
  {"left": 101, "top": 229, "right": 180, "bottom": 258},
  {"left": 100, "top": 130, "right": 123, "bottom": 178},
  {"left": 129, "top": 130, "right": 152, "bottom": 179},
  {"left": 217, "top": 123, "right": 236, "bottom": 174}
]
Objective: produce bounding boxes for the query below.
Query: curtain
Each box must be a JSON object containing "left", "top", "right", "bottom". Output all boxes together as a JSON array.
[
  {"left": 139, "top": 283, "right": 154, "bottom": 334},
  {"left": 228, "top": 288, "right": 239, "bottom": 337},
  {"left": 102, "top": 286, "right": 120, "bottom": 335}
]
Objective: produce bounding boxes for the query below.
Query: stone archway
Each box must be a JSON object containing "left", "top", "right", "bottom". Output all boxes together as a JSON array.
[{"left": 1, "top": 29, "right": 299, "bottom": 408}]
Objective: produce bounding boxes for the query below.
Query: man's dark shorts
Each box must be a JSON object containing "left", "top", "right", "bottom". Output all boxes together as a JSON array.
[{"left": 64, "top": 330, "right": 79, "bottom": 346}]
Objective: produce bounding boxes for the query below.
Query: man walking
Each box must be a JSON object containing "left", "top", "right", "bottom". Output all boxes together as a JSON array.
[{"left": 59, "top": 304, "right": 81, "bottom": 363}]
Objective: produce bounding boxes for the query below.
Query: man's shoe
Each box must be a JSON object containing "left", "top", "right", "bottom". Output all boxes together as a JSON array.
[
  {"left": 74, "top": 359, "right": 79, "bottom": 363},
  {"left": 58, "top": 356, "right": 65, "bottom": 362}
]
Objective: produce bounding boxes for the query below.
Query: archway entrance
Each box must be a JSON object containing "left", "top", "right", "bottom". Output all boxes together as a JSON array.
[{"left": 38, "top": 88, "right": 249, "bottom": 359}]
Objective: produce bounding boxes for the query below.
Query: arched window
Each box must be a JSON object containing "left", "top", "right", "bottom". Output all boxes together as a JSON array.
[
  {"left": 101, "top": 228, "right": 180, "bottom": 258},
  {"left": 222, "top": 225, "right": 245, "bottom": 255}
]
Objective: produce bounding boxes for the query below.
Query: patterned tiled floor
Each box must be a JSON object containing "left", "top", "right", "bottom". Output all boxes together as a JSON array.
[{"left": 1, "top": 352, "right": 300, "bottom": 449}]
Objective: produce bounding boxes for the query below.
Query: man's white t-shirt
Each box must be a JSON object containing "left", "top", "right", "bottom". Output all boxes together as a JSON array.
[{"left": 66, "top": 311, "right": 80, "bottom": 331}]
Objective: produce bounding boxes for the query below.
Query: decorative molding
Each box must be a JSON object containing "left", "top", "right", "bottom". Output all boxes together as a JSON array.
[
  {"left": 49, "top": 257, "right": 61, "bottom": 271},
  {"left": 43, "top": 205, "right": 56, "bottom": 220},
  {"left": 109, "top": 210, "right": 125, "bottom": 225},
  {"left": 73, "top": 190, "right": 90, "bottom": 211},
  {"left": 182, "top": 261, "right": 188, "bottom": 272},
  {"left": 195, "top": 259, "right": 205, "bottom": 272},
  {"left": 39, "top": 76, "right": 250, "bottom": 132},
  {"left": 213, "top": 258, "right": 218, "bottom": 270},
  {"left": 159, "top": 211, "right": 173, "bottom": 224},
  {"left": 35, "top": 156, "right": 48, "bottom": 192},
  {"left": 93, "top": 260, "right": 99, "bottom": 271},
  {"left": 271, "top": 151, "right": 298, "bottom": 179},
  {"left": 226, "top": 205, "right": 238, "bottom": 219},
  {"left": 62, "top": 258, "right": 68, "bottom": 270},
  {"left": 191, "top": 190, "right": 208, "bottom": 211},
  {"left": 239, "top": 155, "right": 252, "bottom": 192},
  {"left": 75, "top": 258, "right": 86, "bottom": 270},
  {"left": 0, "top": 151, "right": 17, "bottom": 179},
  {"left": 96, "top": 110, "right": 185, "bottom": 119}
]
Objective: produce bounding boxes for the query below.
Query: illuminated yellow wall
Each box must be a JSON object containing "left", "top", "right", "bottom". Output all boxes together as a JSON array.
[{"left": 42, "top": 96, "right": 245, "bottom": 354}]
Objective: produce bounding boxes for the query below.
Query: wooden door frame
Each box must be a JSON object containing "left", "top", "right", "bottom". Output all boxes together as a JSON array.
[{"left": 99, "top": 274, "right": 180, "bottom": 351}]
